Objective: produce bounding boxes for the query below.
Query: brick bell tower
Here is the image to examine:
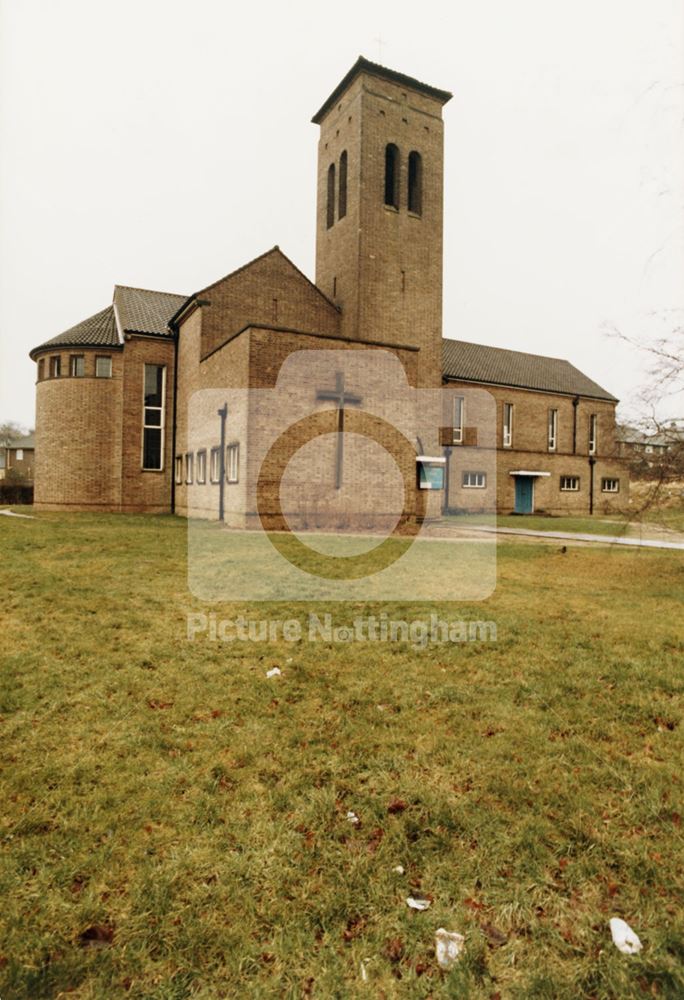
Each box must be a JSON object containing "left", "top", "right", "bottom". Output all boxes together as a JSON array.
[{"left": 312, "top": 57, "right": 452, "bottom": 391}]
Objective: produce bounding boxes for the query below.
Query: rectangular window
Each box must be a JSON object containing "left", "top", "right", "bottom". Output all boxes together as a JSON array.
[
  {"left": 560, "top": 475, "right": 580, "bottom": 491},
  {"left": 37, "top": 359, "right": 44, "bottom": 381},
  {"left": 601, "top": 478, "right": 620, "bottom": 493},
  {"left": 548, "top": 408, "right": 558, "bottom": 451},
  {"left": 174, "top": 455, "right": 183, "bottom": 484},
  {"left": 16, "top": 449, "right": 24, "bottom": 461},
  {"left": 185, "top": 452, "right": 194, "bottom": 484},
  {"left": 453, "top": 396, "right": 464, "bottom": 444},
  {"left": 95, "top": 356, "right": 112, "bottom": 378},
  {"left": 462, "top": 470, "right": 486, "bottom": 489},
  {"left": 142, "top": 364, "right": 165, "bottom": 471},
  {"left": 51, "top": 356, "right": 61, "bottom": 378},
  {"left": 196, "top": 449, "right": 207, "bottom": 484},
  {"left": 210, "top": 447, "right": 221, "bottom": 484},
  {"left": 70, "top": 355, "right": 85, "bottom": 377},
  {"left": 226, "top": 443, "right": 239, "bottom": 484},
  {"left": 503, "top": 403, "right": 513, "bottom": 448},
  {"left": 589, "top": 414, "right": 597, "bottom": 455}
]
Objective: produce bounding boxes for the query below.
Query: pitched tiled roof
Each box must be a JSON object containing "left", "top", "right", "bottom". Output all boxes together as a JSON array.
[
  {"left": 9, "top": 434, "right": 35, "bottom": 449},
  {"left": 30, "top": 285, "right": 186, "bottom": 358},
  {"left": 114, "top": 285, "right": 187, "bottom": 336},
  {"left": 442, "top": 338, "right": 617, "bottom": 401},
  {"left": 30, "top": 306, "right": 119, "bottom": 358}
]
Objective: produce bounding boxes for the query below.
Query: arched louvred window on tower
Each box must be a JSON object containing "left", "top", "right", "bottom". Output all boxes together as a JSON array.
[
  {"left": 338, "top": 151, "right": 348, "bottom": 219},
  {"left": 326, "top": 163, "right": 335, "bottom": 229},
  {"left": 384, "top": 143, "right": 399, "bottom": 209},
  {"left": 408, "top": 151, "right": 423, "bottom": 215}
]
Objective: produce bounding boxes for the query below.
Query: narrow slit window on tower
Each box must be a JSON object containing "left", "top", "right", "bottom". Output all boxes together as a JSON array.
[
  {"left": 326, "top": 163, "right": 335, "bottom": 229},
  {"left": 408, "top": 151, "right": 422, "bottom": 214},
  {"left": 338, "top": 150, "right": 347, "bottom": 219},
  {"left": 384, "top": 143, "right": 399, "bottom": 209}
]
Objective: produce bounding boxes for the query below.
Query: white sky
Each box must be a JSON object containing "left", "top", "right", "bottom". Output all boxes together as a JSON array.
[{"left": 1, "top": 0, "right": 682, "bottom": 430}]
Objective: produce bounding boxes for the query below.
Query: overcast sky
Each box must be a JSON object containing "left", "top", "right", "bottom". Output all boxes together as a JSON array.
[{"left": 1, "top": 0, "right": 682, "bottom": 430}]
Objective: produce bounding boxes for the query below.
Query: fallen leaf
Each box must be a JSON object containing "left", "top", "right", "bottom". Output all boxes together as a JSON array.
[
  {"left": 464, "top": 897, "right": 485, "bottom": 912},
  {"left": 384, "top": 937, "right": 404, "bottom": 963},
  {"left": 480, "top": 921, "right": 507, "bottom": 947},
  {"left": 387, "top": 798, "right": 408, "bottom": 814}
]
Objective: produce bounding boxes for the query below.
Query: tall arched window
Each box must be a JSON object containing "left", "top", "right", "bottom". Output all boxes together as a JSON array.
[
  {"left": 338, "top": 151, "right": 348, "bottom": 219},
  {"left": 326, "top": 163, "right": 335, "bottom": 229},
  {"left": 408, "top": 151, "right": 422, "bottom": 215},
  {"left": 384, "top": 143, "right": 399, "bottom": 209}
]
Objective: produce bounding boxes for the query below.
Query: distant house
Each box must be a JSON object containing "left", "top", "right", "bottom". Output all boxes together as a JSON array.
[
  {"left": 616, "top": 424, "right": 680, "bottom": 461},
  {"left": 0, "top": 433, "right": 35, "bottom": 483}
]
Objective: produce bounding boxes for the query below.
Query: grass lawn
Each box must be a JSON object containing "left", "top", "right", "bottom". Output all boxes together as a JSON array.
[{"left": 1, "top": 511, "right": 683, "bottom": 998}]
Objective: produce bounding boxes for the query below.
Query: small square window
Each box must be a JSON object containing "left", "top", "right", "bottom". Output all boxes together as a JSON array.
[
  {"left": 462, "top": 470, "right": 486, "bottom": 489},
  {"left": 96, "top": 356, "right": 112, "bottom": 378},
  {"left": 601, "top": 478, "right": 619, "bottom": 493},
  {"left": 70, "top": 355, "right": 85, "bottom": 377},
  {"left": 560, "top": 475, "right": 580, "bottom": 491}
]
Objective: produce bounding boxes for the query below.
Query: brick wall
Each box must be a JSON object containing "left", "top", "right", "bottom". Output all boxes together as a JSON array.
[
  {"left": 443, "top": 380, "right": 628, "bottom": 514},
  {"left": 33, "top": 347, "right": 124, "bottom": 510}
]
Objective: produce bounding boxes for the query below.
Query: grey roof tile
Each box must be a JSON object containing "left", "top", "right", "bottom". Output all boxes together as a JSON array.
[
  {"left": 30, "top": 305, "right": 119, "bottom": 357},
  {"left": 114, "top": 285, "right": 187, "bottom": 336},
  {"left": 442, "top": 338, "right": 617, "bottom": 401}
]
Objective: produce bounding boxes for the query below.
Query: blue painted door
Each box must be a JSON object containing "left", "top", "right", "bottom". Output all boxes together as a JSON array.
[{"left": 514, "top": 476, "right": 534, "bottom": 514}]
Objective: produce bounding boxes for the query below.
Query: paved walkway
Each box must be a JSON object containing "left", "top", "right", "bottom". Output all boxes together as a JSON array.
[{"left": 469, "top": 524, "right": 684, "bottom": 551}]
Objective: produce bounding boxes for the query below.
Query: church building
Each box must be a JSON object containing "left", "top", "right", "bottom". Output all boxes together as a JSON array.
[{"left": 29, "top": 58, "right": 626, "bottom": 522}]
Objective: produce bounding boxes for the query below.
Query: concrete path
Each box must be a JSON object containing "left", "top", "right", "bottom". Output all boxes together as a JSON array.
[
  {"left": 0, "top": 509, "right": 35, "bottom": 519},
  {"left": 469, "top": 524, "right": 684, "bottom": 551}
]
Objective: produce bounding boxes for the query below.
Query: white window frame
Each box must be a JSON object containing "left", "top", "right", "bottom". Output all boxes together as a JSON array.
[
  {"left": 210, "top": 447, "right": 221, "bottom": 484},
  {"left": 452, "top": 395, "right": 465, "bottom": 444},
  {"left": 226, "top": 443, "right": 239, "bottom": 484},
  {"left": 16, "top": 449, "right": 24, "bottom": 461},
  {"left": 70, "top": 355, "right": 85, "bottom": 377},
  {"left": 141, "top": 364, "right": 166, "bottom": 472},
  {"left": 51, "top": 356, "right": 61, "bottom": 378},
  {"left": 601, "top": 478, "right": 620, "bottom": 493},
  {"left": 196, "top": 449, "right": 207, "bottom": 485},
  {"left": 503, "top": 403, "right": 513, "bottom": 448},
  {"left": 548, "top": 408, "right": 558, "bottom": 452},
  {"left": 560, "top": 475, "right": 579, "bottom": 491},
  {"left": 95, "top": 356, "right": 112, "bottom": 378},
  {"left": 185, "top": 452, "right": 194, "bottom": 485},
  {"left": 174, "top": 455, "right": 183, "bottom": 484},
  {"left": 589, "top": 414, "right": 597, "bottom": 455},
  {"left": 462, "top": 470, "right": 486, "bottom": 489}
]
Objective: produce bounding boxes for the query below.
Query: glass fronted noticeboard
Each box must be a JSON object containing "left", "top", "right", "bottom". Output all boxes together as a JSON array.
[{"left": 417, "top": 456, "right": 446, "bottom": 490}]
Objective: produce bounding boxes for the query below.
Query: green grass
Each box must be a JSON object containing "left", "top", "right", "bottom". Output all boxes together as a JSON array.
[{"left": 1, "top": 512, "right": 683, "bottom": 998}]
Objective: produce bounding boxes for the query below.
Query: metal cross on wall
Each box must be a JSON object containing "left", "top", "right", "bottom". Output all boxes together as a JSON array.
[{"left": 316, "top": 371, "right": 363, "bottom": 490}]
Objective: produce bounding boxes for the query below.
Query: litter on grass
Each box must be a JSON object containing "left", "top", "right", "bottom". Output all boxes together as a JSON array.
[
  {"left": 435, "top": 928, "right": 465, "bottom": 969},
  {"left": 346, "top": 810, "right": 360, "bottom": 825},
  {"left": 392, "top": 865, "right": 405, "bottom": 875},
  {"left": 609, "top": 917, "right": 642, "bottom": 954},
  {"left": 266, "top": 667, "right": 281, "bottom": 678},
  {"left": 406, "top": 896, "right": 431, "bottom": 911}
]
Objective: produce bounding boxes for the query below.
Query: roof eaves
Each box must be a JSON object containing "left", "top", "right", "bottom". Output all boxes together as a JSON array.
[{"left": 312, "top": 55, "right": 453, "bottom": 124}]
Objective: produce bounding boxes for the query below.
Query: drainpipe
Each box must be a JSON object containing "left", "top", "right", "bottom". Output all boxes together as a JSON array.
[
  {"left": 218, "top": 403, "right": 228, "bottom": 521},
  {"left": 443, "top": 445, "right": 451, "bottom": 514},
  {"left": 572, "top": 395, "right": 579, "bottom": 454},
  {"left": 170, "top": 322, "right": 179, "bottom": 515},
  {"left": 589, "top": 456, "right": 596, "bottom": 514}
]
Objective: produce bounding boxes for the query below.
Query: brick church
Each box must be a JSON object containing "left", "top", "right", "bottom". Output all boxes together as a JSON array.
[{"left": 30, "top": 58, "right": 626, "bottom": 522}]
